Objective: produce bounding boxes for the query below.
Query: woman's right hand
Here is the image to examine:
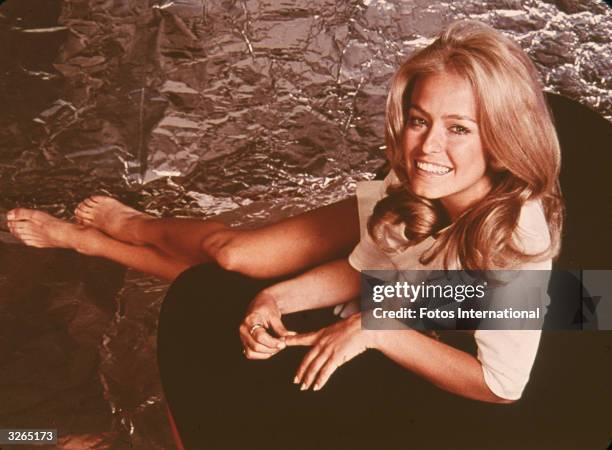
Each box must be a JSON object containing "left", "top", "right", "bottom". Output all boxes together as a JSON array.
[{"left": 239, "top": 289, "right": 295, "bottom": 360}]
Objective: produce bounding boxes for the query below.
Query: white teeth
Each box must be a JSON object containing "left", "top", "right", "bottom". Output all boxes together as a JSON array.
[{"left": 416, "top": 161, "right": 452, "bottom": 174}]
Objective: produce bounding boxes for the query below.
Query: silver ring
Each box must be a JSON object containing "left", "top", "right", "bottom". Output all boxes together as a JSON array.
[{"left": 249, "top": 324, "right": 264, "bottom": 335}]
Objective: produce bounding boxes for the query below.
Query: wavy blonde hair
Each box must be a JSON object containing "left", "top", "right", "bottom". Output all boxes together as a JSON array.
[{"left": 368, "top": 20, "right": 563, "bottom": 270}]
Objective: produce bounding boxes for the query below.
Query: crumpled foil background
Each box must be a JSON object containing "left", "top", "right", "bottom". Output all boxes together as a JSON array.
[{"left": 0, "top": 0, "right": 610, "bottom": 448}]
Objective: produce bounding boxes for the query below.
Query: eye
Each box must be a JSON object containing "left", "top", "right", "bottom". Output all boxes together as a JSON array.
[
  {"left": 449, "top": 124, "right": 470, "bottom": 135},
  {"left": 408, "top": 116, "right": 427, "bottom": 129}
]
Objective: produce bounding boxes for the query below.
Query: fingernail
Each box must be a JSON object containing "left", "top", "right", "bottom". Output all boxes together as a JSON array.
[
  {"left": 277, "top": 342, "right": 285, "bottom": 349},
  {"left": 313, "top": 384, "right": 320, "bottom": 391},
  {"left": 287, "top": 331, "right": 297, "bottom": 336},
  {"left": 293, "top": 376, "right": 299, "bottom": 384},
  {"left": 300, "top": 383, "right": 307, "bottom": 391}
]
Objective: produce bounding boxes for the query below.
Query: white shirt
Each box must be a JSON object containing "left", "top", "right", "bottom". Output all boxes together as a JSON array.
[{"left": 347, "top": 171, "right": 552, "bottom": 400}]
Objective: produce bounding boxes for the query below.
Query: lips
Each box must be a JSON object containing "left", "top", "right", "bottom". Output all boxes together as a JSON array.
[{"left": 415, "top": 160, "right": 453, "bottom": 175}]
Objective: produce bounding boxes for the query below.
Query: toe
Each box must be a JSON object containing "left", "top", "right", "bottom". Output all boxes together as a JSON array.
[
  {"left": 22, "top": 238, "right": 45, "bottom": 248},
  {"left": 75, "top": 206, "right": 93, "bottom": 221},
  {"left": 9, "top": 208, "right": 50, "bottom": 223},
  {"left": 83, "top": 198, "right": 98, "bottom": 208},
  {"left": 75, "top": 200, "right": 88, "bottom": 211},
  {"left": 13, "top": 222, "right": 36, "bottom": 235},
  {"left": 76, "top": 204, "right": 91, "bottom": 215},
  {"left": 7, "top": 208, "right": 32, "bottom": 221},
  {"left": 75, "top": 203, "right": 93, "bottom": 218},
  {"left": 90, "top": 195, "right": 111, "bottom": 204},
  {"left": 78, "top": 215, "right": 93, "bottom": 226}
]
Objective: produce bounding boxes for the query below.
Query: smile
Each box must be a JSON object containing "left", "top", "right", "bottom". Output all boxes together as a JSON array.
[{"left": 415, "top": 160, "right": 453, "bottom": 175}]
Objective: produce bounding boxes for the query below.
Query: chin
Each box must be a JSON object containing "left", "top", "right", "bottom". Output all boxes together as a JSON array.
[{"left": 410, "top": 184, "right": 447, "bottom": 200}]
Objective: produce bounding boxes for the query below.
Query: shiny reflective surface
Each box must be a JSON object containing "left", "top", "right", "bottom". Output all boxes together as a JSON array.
[{"left": 0, "top": 0, "right": 610, "bottom": 448}]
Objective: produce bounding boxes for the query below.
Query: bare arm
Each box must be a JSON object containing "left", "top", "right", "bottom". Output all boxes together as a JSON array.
[
  {"left": 370, "top": 329, "right": 514, "bottom": 403},
  {"left": 268, "top": 258, "right": 361, "bottom": 314},
  {"left": 240, "top": 257, "right": 361, "bottom": 359},
  {"left": 243, "top": 258, "right": 514, "bottom": 403},
  {"left": 288, "top": 317, "right": 513, "bottom": 403},
  {"left": 269, "top": 259, "right": 514, "bottom": 403},
  {"left": 203, "top": 197, "right": 360, "bottom": 279}
]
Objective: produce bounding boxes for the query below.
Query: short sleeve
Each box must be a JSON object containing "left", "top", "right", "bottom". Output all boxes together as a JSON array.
[
  {"left": 347, "top": 172, "right": 398, "bottom": 271},
  {"left": 475, "top": 201, "right": 553, "bottom": 400},
  {"left": 348, "top": 234, "right": 395, "bottom": 271},
  {"left": 475, "top": 329, "right": 542, "bottom": 400},
  {"left": 474, "top": 268, "right": 551, "bottom": 400},
  {"left": 513, "top": 199, "right": 551, "bottom": 256}
]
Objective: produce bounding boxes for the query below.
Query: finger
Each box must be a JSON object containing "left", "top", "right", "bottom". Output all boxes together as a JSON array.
[
  {"left": 294, "top": 346, "right": 322, "bottom": 387},
  {"left": 252, "top": 327, "right": 286, "bottom": 350},
  {"left": 269, "top": 316, "right": 291, "bottom": 338},
  {"left": 245, "top": 335, "right": 280, "bottom": 355},
  {"left": 241, "top": 320, "right": 285, "bottom": 351},
  {"left": 301, "top": 351, "right": 331, "bottom": 391},
  {"left": 313, "top": 357, "right": 340, "bottom": 391},
  {"left": 243, "top": 348, "right": 274, "bottom": 360},
  {"left": 285, "top": 330, "right": 320, "bottom": 347},
  {"left": 244, "top": 313, "right": 266, "bottom": 330},
  {"left": 241, "top": 330, "right": 278, "bottom": 354}
]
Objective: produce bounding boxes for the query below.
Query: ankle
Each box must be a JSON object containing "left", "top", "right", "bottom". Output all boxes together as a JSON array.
[
  {"left": 130, "top": 215, "right": 154, "bottom": 244},
  {"left": 72, "top": 227, "right": 103, "bottom": 256}
]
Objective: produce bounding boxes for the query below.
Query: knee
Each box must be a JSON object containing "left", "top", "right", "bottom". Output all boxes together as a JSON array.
[
  {"left": 201, "top": 228, "right": 243, "bottom": 272},
  {"left": 206, "top": 229, "right": 261, "bottom": 277},
  {"left": 214, "top": 240, "right": 242, "bottom": 273}
]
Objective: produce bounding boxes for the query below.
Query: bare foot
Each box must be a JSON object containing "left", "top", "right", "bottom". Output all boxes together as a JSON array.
[
  {"left": 74, "top": 196, "right": 151, "bottom": 244},
  {"left": 7, "top": 208, "right": 105, "bottom": 256}
]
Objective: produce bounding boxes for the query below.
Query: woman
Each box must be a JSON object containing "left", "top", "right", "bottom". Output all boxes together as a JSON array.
[
  {"left": 7, "top": 19, "right": 562, "bottom": 448},
  {"left": 155, "top": 20, "right": 563, "bottom": 449}
]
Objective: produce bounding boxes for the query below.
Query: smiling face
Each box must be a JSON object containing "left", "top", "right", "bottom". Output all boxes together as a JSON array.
[{"left": 403, "top": 72, "right": 492, "bottom": 220}]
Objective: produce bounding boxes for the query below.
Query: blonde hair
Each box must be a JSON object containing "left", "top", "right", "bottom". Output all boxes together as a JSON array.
[{"left": 368, "top": 20, "right": 564, "bottom": 270}]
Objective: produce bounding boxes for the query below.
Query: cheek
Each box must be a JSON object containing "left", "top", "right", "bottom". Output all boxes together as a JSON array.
[
  {"left": 402, "top": 131, "right": 421, "bottom": 160},
  {"left": 449, "top": 142, "right": 487, "bottom": 176},
  {"left": 401, "top": 133, "right": 412, "bottom": 153}
]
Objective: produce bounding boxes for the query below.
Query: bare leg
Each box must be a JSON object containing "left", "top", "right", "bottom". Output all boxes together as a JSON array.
[
  {"left": 75, "top": 195, "right": 360, "bottom": 279},
  {"left": 75, "top": 196, "right": 227, "bottom": 265},
  {"left": 74, "top": 196, "right": 153, "bottom": 245},
  {"left": 7, "top": 209, "right": 189, "bottom": 281}
]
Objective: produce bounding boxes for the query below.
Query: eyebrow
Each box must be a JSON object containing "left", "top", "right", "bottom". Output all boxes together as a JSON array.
[{"left": 408, "top": 104, "right": 477, "bottom": 124}]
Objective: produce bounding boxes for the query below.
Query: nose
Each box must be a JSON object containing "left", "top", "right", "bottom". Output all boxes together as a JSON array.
[{"left": 421, "top": 126, "right": 444, "bottom": 154}]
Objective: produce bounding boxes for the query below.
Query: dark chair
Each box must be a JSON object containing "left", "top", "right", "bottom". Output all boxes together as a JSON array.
[{"left": 544, "top": 93, "right": 611, "bottom": 330}]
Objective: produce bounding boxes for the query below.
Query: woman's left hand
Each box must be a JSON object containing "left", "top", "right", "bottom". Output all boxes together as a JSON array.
[{"left": 285, "top": 313, "right": 375, "bottom": 391}]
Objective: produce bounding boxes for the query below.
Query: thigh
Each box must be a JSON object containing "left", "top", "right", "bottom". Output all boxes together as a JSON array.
[
  {"left": 216, "top": 197, "right": 359, "bottom": 279},
  {"left": 157, "top": 264, "right": 426, "bottom": 450},
  {"left": 157, "top": 264, "right": 331, "bottom": 448}
]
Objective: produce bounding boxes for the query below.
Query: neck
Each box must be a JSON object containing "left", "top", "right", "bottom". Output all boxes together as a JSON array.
[{"left": 440, "top": 178, "right": 493, "bottom": 221}]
